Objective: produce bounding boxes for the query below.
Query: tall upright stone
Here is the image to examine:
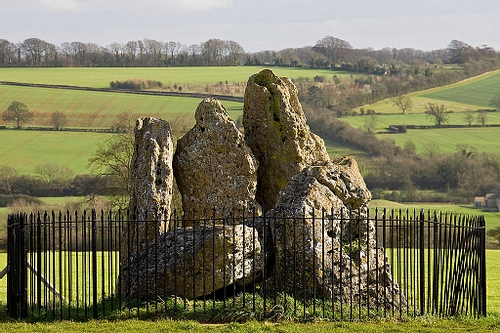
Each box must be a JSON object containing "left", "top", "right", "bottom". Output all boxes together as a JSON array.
[
  {"left": 173, "top": 98, "right": 261, "bottom": 220},
  {"left": 123, "top": 117, "right": 174, "bottom": 262},
  {"left": 243, "top": 68, "right": 330, "bottom": 209},
  {"left": 268, "top": 157, "right": 405, "bottom": 309}
]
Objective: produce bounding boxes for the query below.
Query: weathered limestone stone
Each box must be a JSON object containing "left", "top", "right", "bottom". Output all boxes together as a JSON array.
[
  {"left": 123, "top": 117, "right": 174, "bottom": 262},
  {"left": 173, "top": 98, "right": 261, "bottom": 221},
  {"left": 269, "top": 158, "right": 405, "bottom": 309},
  {"left": 120, "top": 224, "right": 264, "bottom": 300},
  {"left": 243, "top": 68, "right": 330, "bottom": 208}
]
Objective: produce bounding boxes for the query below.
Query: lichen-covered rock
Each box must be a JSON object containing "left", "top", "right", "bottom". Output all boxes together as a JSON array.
[
  {"left": 305, "top": 156, "right": 372, "bottom": 210},
  {"left": 120, "top": 224, "right": 264, "bottom": 300},
  {"left": 124, "top": 117, "right": 174, "bottom": 262},
  {"left": 243, "top": 68, "right": 330, "bottom": 208},
  {"left": 269, "top": 159, "right": 405, "bottom": 309},
  {"left": 173, "top": 98, "right": 261, "bottom": 221}
]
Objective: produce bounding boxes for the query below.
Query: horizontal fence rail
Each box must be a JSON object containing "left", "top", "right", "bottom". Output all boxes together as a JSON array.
[{"left": 6, "top": 208, "right": 486, "bottom": 321}]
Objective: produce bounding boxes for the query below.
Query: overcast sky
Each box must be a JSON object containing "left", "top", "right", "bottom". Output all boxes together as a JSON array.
[{"left": 2, "top": 0, "right": 500, "bottom": 52}]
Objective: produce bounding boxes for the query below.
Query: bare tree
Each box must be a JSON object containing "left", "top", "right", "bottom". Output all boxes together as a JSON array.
[
  {"left": 51, "top": 112, "right": 67, "bottom": 130},
  {"left": 463, "top": 110, "right": 475, "bottom": 126},
  {"left": 0, "top": 39, "right": 15, "bottom": 66},
  {"left": 477, "top": 111, "right": 488, "bottom": 126},
  {"left": 0, "top": 165, "right": 17, "bottom": 193},
  {"left": 124, "top": 40, "right": 138, "bottom": 65},
  {"left": 391, "top": 95, "right": 413, "bottom": 114},
  {"left": 226, "top": 40, "right": 244, "bottom": 65},
  {"left": 34, "top": 163, "right": 74, "bottom": 188},
  {"left": 424, "top": 102, "right": 449, "bottom": 127},
  {"left": 448, "top": 40, "right": 477, "bottom": 64},
  {"left": 313, "top": 35, "right": 353, "bottom": 65}
]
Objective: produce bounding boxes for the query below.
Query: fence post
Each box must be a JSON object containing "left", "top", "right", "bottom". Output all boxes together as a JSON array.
[
  {"left": 419, "top": 210, "right": 425, "bottom": 315},
  {"left": 7, "top": 213, "right": 28, "bottom": 318},
  {"left": 479, "top": 216, "right": 487, "bottom": 317},
  {"left": 91, "top": 210, "right": 98, "bottom": 319}
]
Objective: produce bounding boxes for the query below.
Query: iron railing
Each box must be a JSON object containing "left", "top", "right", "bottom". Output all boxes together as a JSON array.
[{"left": 6, "top": 208, "right": 486, "bottom": 320}]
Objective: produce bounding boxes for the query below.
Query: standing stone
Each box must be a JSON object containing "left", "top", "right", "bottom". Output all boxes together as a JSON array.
[
  {"left": 269, "top": 158, "right": 405, "bottom": 309},
  {"left": 173, "top": 98, "right": 261, "bottom": 221},
  {"left": 243, "top": 68, "right": 330, "bottom": 209},
  {"left": 120, "top": 224, "right": 264, "bottom": 300},
  {"left": 123, "top": 117, "right": 174, "bottom": 262}
]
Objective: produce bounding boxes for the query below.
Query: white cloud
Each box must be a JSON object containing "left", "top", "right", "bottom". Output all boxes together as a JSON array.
[
  {"left": 39, "top": 0, "right": 82, "bottom": 11},
  {"left": 173, "top": 0, "right": 233, "bottom": 11}
]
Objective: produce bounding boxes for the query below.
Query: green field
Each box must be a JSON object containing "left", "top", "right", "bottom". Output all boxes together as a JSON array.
[
  {"left": 358, "top": 69, "right": 500, "bottom": 114},
  {"left": 0, "top": 67, "right": 349, "bottom": 88},
  {"left": 420, "top": 70, "right": 500, "bottom": 108},
  {"left": 342, "top": 112, "right": 500, "bottom": 155},
  {"left": 0, "top": 85, "right": 243, "bottom": 129},
  {"left": 379, "top": 127, "right": 500, "bottom": 155},
  {"left": 0, "top": 130, "right": 114, "bottom": 175},
  {"left": 340, "top": 70, "right": 500, "bottom": 154}
]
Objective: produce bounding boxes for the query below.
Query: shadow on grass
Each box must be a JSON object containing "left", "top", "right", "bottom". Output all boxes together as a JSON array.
[{"left": 1, "top": 292, "right": 413, "bottom": 324}]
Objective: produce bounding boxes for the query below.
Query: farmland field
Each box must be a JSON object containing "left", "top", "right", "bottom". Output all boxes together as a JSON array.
[
  {"left": 0, "top": 66, "right": 350, "bottom": 88},
  {"left": 0, "top": 85, "right": 243, "bottom": 129},
  {"left": 344, "top": 112, "right": 500, "bottom": 131},
  {"left": 420, "top": 70, "right": 500, "bottom": 108},
  {"left": 340, "top": 70, "right": 500, "bottom": 154},
  {"left": 341, "top": 112, "right": 500, "bottom": 155},
  {"left": 0, "top": 130, "right": 114, "bottom": 175},
  {"left": 356, "top": 69, "right": 500, "bottom": 114},
  {"left": 377, "top": 127, "right": 500, "bottom": 155}
]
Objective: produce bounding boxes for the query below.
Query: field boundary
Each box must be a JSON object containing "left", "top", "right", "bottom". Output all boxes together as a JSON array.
[{"left": 0, "top": 81, "right": 244, "bottom": 103}]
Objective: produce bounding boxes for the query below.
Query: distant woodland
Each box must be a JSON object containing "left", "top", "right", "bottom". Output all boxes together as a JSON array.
[{"left": 1, "top": 36, "right": 498, "bottom": 71}]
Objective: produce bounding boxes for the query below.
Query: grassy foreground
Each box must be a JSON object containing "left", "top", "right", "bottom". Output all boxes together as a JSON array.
[{"left": 0, "top": 317, "right": 499, "bottom": 333}]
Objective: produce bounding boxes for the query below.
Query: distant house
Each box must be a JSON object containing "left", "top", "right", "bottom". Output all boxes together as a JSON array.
[{"left": 474, "top": 191, "right": 500, "bottom": 212}]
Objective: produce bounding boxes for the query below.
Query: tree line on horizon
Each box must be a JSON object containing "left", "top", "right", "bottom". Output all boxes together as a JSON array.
[{"left": 0, "top": 36, "right": 498, "bottom": 70}]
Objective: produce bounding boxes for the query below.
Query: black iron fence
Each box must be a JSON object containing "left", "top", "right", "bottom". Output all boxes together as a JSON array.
[{"left": 6, "top": 208, "right": 486, "bottom": 321}]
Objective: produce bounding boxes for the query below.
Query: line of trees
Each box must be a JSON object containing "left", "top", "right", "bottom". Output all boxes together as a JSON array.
[
  {"left": 0, "top": 38, "right": 245, "bottom": 67},
  {"left": 0, "top": 163, "right": 105, "bottom": 198},
  {"left": 1, "top": 36, "right": 499, "bottom": 69},
  {"left": 2, "top": 101, "right": 69, "bottom": 129}
]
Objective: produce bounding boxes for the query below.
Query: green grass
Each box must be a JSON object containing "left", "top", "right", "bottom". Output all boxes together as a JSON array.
[
  {"left": 0, "top": 130, "right": 114, "bottom": 175},
  {"left": 359, "top": 69, "right": 500, "bottom": 115},
  {"left": 345, "top": 112, "right": 500, "bottom": 131},
  {"left": 0, "top": 67, "right": 350, "bottom": 88},
  {"left": 379, "top": 127, "right": 500, "bottom": 155},
  {"left": 420, "top": 70, "right": 500, "bottom": 108},
  {"left": 0, "top": 317, "right": 498, "bottom": 333},
  {"left": 1, "top": 249, "right": 499, "bottom": 331},
  {"left": 370, "top": 200, "right": 500, "bottom": 230}
]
